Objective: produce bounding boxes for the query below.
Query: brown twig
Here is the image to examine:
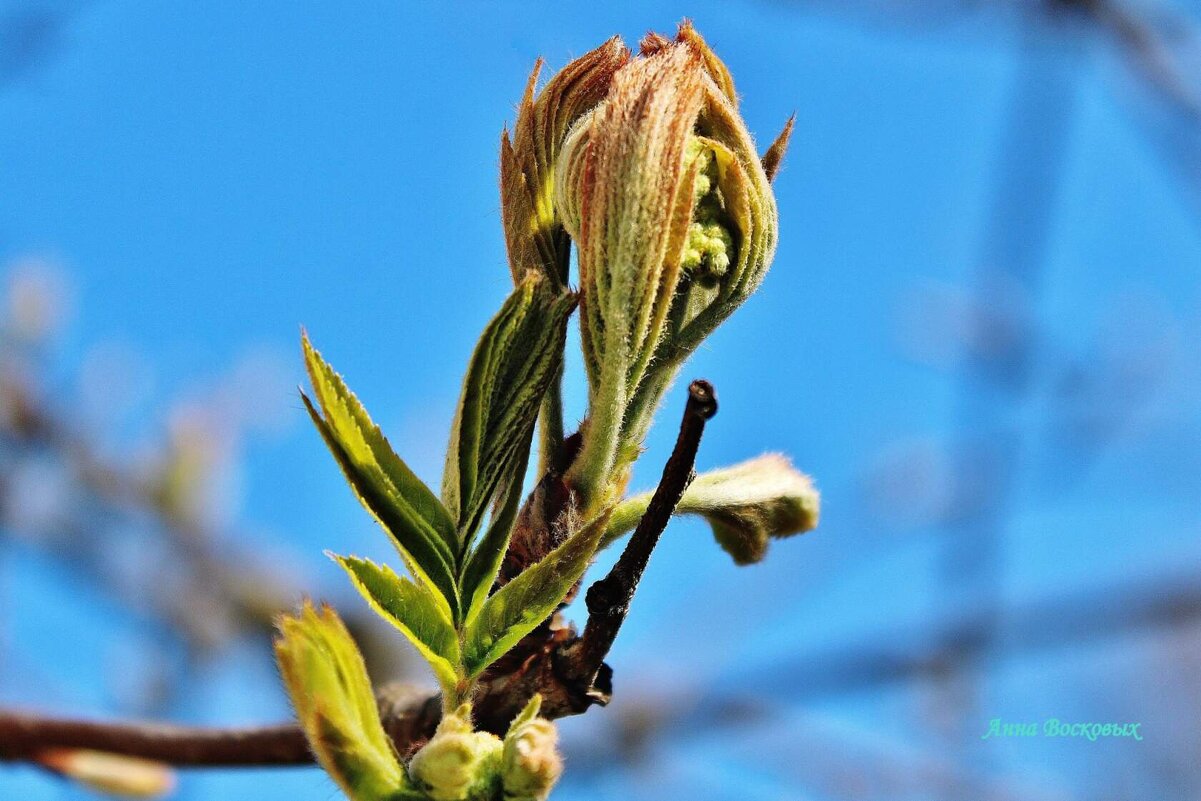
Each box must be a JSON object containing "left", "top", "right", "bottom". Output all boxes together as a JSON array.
[
  {"left": 573, "top": 379, "right": 718, "bottom": 681},
  {"left": 0, "top": 712, "right": 312, "bottom": 766},
  {"left": 0, "top": 685, "right": 441, "bottom": 767}
]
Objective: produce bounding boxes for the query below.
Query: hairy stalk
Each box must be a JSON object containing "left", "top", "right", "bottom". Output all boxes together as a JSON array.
[{"left": 536, "top": 364, "right": 566, "bottom": 477}]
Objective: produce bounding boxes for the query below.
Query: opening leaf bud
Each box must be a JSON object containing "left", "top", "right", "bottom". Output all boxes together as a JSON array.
[
  {"left": 501, "top": 38, "right": 630, "bottom": 287},
  {"left": 554, "top": 22, "right": 790, "bottom": 502},
  {"left": 274, "top": 601, "right": 409, "bottom": 801}
]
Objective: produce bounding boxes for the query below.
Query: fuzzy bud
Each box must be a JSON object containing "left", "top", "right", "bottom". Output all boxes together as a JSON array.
[
  {"left": 501, "top": 38, "right": 630, "bottom": 287},
  {"left": 555, "top": 22, "right": 792, "bottom": 502},
  {"left": 407, "top": 704, "right": 503, "bottom": 801},
  {"left": 501, "top": 696, "right": 563, "bottom": 800},
  {"left": 274, "top": 602, "right": 410, "bottom": 800},
  {"left": 606, "top": 454, "right": 819, "bottom": 564}
]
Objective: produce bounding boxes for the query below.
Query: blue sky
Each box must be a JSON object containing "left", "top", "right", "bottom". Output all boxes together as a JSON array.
[{"left": 3, "top": 1, "right": 1201, "bottom": 799}]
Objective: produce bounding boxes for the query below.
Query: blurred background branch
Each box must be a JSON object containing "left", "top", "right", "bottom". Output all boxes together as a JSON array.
[{"left": 0, "top": 261, "right": 407, "bottom": 717}]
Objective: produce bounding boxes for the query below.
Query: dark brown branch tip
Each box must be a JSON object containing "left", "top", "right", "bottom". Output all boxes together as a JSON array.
[{"left": 687, "top": 379, "right": 718, "bottom": 420}]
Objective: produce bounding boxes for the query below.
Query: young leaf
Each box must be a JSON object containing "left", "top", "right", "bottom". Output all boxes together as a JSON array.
[
  {"left": 442, "top": 273, "right": 576, "bottom": 546},
  {"left": 333, "top": 554, "right": 463, "bottom": 697},
  {"left": 302, "top": 335, "right": 460, "bottom": 616},
  {"left": 458, "top": 442, "right": 529, "bottom": 623},
  {"left": 275, "top": 601, "right": 419, "bottom": 801},
  {"left": 504, "top": 693, "right": 544, "bottom": 738},
  {"left": 462, "top": 512, "right": 608, "bottom": 677}
]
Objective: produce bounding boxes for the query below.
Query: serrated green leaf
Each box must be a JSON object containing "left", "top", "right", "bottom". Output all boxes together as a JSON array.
[
  {"left": 442, "top": 274, "right": 575, "bottom": 552},
  {"left": 275, "top": 601, "right": 414, "bottom": 801},
  {"left": 303, "top": 396, "right": 459, "bottom": 621},
  {"left": 462, "top": 512, "right": 608, "bottom": 678},
  {"left": 333, "top": 554, "right": 463, "bottom": 697},
  {"left": 302, "top": 335, "right": 460, "bottom": 617}
]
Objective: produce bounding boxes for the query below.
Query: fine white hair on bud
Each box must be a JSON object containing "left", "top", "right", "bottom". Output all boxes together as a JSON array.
[
  {"left": 683, "top": 454, "right": 820, "bottom": 564},
  {"left": 501, "top": 695, "right": 564, "bottom": 801},
  {"left": 274, "top": 602, "right": 410, "bottom": 801},
  {"left": 604, "top": 454, "right": 819, "bottom": 564},
  {"left": 407, "top": 704, "right": 504, "bottom": 801},
  {"left": 555, "top": 22, "right": 791, "bottom": 508},
  {"left": 501, "top": 37, "right": 630, "bottom": 288}
]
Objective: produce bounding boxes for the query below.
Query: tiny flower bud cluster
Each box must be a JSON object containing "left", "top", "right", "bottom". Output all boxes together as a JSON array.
[{"left": 406, "top": 697, "right": 563, "bottom": 801}]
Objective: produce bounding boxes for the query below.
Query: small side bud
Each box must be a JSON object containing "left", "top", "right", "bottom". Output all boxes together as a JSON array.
[
  {"left": 407, "top": 704, "right": 503, "bottom": 801},
  {"left": 681, "top": 454, "right": 819, "bottom": 564},
  {"left": 501, "top": 695, "right": 563, "bottom": 801},
  {"left": 36, "top": 749, "right": 175, "bottom": 799}
]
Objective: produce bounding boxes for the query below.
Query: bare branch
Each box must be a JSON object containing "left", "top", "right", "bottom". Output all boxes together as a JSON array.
[
  {"left": 0, "top": 712, "right": 312, "bottom": 767},
  {"left": 0, "top": 686, "right": 441, "bottom": 768}
]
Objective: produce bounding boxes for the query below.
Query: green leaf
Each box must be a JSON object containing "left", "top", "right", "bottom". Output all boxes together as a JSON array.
[
  {"left": 302, "top": 334, "right": 460, "bottom": 617},
  {"left": 459, "top": 442, "right": 529, "bottom": 624},
  {"left": 275, "top": 601, "right": 416, "bottom": 801},
  {"left": 462, "top": 512, "right": 608, "bottom": 677},
  {"left": 333, "top": 554, "right": 463, "bottom": 697},
  {"left": 442, "top": 274, "right": 575, "bottom": 548}
]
